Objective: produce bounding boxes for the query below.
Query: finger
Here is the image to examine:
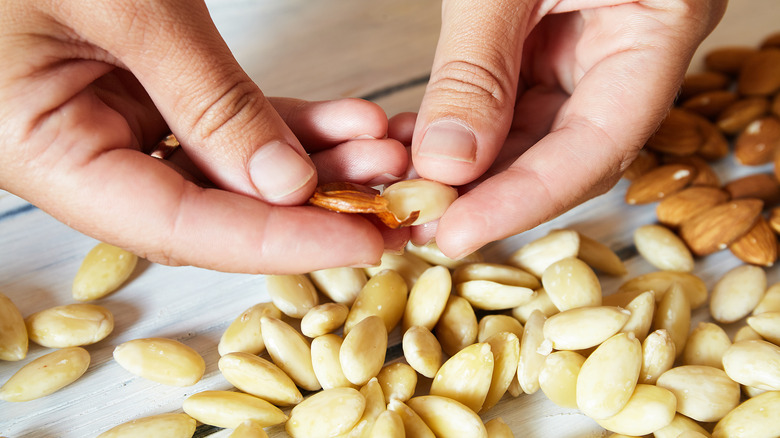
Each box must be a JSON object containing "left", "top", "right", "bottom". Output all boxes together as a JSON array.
[
  {"left": 54, "top": 0, "right": 316, "bottom": 205},
  {"left": 411, "top": 0, "right": 531, "bottom": 186},
  {"left": 310, "top": 138, "right": 408, "bottom": 186}
]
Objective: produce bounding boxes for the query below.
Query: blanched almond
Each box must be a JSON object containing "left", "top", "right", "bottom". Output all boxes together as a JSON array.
[
  {"left": 97, "top": 413, "right": 196, "bottom": 438},
  {"left": 710, "top": 265, "right": 766, "bottom": 323},
  {"left": 402, "top": 265, "right": 451, "bottom": 331},
  {"left": 261, "top": 316, "right": 321, "bottom": 391},
  {"left": 345, "top": 269, "right": 407, "bottom": 335},
  {"left": 734, "top": 324, "right": 763, "bottom": 342},
  {"left": 0, "top": 347, "right": 90, "bottom": 402},
  {"left": 506, "top": 229, "right": 580, "bottom": 278},
  {"left": 229, "top": 420, "right": 269, "bottom": 438},
  {"left": 309, "top": 267, "right": 367, "bottom": 305},
  {"left": 511, "top": 287, "right": 559, "bottom": 323},
  {"left": 640, "top": 329, "right": 676, "bottom": 385},
  {"left": 484, "top": 418, "right": 514, "bottom": 438},
  {"left": 683, "top": 322, "right": 731, "bottom": 369},
  {"left": 25, "top": 303, "right": 113, "bottom": 348},
  {"left": 482, "top": 332, "right": 521, "bottom": 412},
  {"left": 538, "top": 350, "right": 585, "bottom": 409},
  {"left": 754, "top": 281, "right": 780, "bottom": 314},
  {"left": 434, "top": 295, "right": 478, "bottom": 357},
  {"left": 712, "top": 391, "right": 780, "bottom": 438},
  {"left": 430, "top": 342, "right": 493, "bottom": 413},
  {"left": 369, "top": 410, "right": 405, "bottom": 438},
  {"left": 656, "top": 365, "right": 740, "bottom": 422},
  {"left": 576, "top": 232, "right": 627, "bottom": 276},
  {"left": 619, "top": 290, "right": 655, "bottom": 341},
  {"left": 516, "top": 310, "right": 548, "bottom": 395},
  {"left": 266, "top": 274, "right": 319, "bottom": 319},
  {"left": 407, "top": 395, "right": 488, "bottom": 438},
  {"left": 301, "top": 303, "right": 349, "bottom": 338},
  {"left": 377, "top": 362, "right": 417, "bottom": 403},
  {"left": 652, "top": 413, "right": 712, "bottom": 438},
  {"left": 452, "top": 263, "right": 539, "bottom": 288},
  {"left": 617, "top": 271, "right": 707, "bottom": 309},
  {"left": 405, "top": 241, "right": 483, "bottom": 269},
  {"left": 340, "top": 315, "right": 387, "bottom": 386},
  {"left": 402, "top": 326, "right": 443, "bottom": 379},
  {"left": 653, "top": 283, "right": 691, "bottom": 355},
  {"left": 594, "top": 384, "right": 676, "bottom": 436},
  {"left": 477, "top": 314, "right": 523, "bottom": 343},
  {"left": 72, "top": 243, "right": 137, "bottom": 301},
  {"left": 345, "top": 377, "right": 387, "bottom": 438},
  {"left": 218, "top": 352, "right": 303, "bottom": 406},
  {"left": 0, "top": 292, "right": 27, "bottom": 361},
  {"left": 311, "top": 334, "right": 354, "bottom": 390},
  {"left": 383, "top": 178, "right": 458, "bottom": 226},
  {"left": 113, "top": 338, "right": 204, "bottom": 387},
  {"left": 455, "top": 280, "right": 535, "bottom": 310},
  {"left": 634, "top": 224, "right": 694, "bottom": 272},
  {"left": 542, "top": 257, "right": 601, "bottom": 311},
  {"left": 286, "top": 387, "right": 366, "bottom": 438},
  {"left": 747, "top": 311, "right": 780, "bottom": 345},
  {"left": 722, "top": 339, "right": 780, "bottom": 391},
  {"left": 387, "top": 399, "right": 436, "bottom": 438},
  {"left": 364, "top": 252, "right": 431, "bottom": 290},
  {"left": 218, "top": 302, "right": 281, "bottom": 356},
  {"left": 543, "top": 306, "right": 630, "bottom": 351}
]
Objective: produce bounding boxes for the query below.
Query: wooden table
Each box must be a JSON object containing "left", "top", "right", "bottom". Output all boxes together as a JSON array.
[{"left": 2, "top": 1, "right": 779, "bottom": 436}]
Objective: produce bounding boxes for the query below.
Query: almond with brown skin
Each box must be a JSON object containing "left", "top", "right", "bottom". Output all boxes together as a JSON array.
[
  {"left": 735, "top": 116, "right": 780, "bottom": 165},
  {"left": 704, "top": 46, "right": 758, "bottom": 75},
  {"left": 768, "top": 206, "right": 780, "bottom": 235},
  {"left": 694, "top": 116, "right": 730, "bottom": 161},
  {"left": 679, "top": 72, "right": 731, "bottom": 101},
  {"left": 679, "top": 198, "right": 764, "bottom": 256},
  {"left": 646, "top": 109, "right": 706, "bottom": 156},
  {"left": 772, "top": 94, "right": 780, "bottom": 119},
  {"left": 625, "top": 164, "right": 696, "bottom": 205},
  {"left": 724, "top": 173, "right": 780, "bottom": 205},
  {"left": 729, "top": 216, "right": 778, "bottom": 267},
  {"left": 761, "top": 31, "right": 780, "bottom": 50},
  {"left": 308, "top": 182, "right": 418, "bottom": 228},
  {"left": 664, "top": 155, "right": 720, "bottom": 187},
  {"left": 717, "top": 97, "right": 770, "bottom": 135},
  {"left": 656, "top": 186, "right": 730, "bottom": 228},
  {"left": 681, "top": 90, "right": 738, "bottom": 120},
  {"left": 738, "top": 49, "right": 780, "bottom": 96},
  {"left": 623, "top": 149, "right": 658, "bottom": 181}
]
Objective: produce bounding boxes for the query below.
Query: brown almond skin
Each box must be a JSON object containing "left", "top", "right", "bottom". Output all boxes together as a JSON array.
[
  {"left": 678, "top": 72, "right": 731, "bottom": 101},
  {"left": 695, "top": 118, "right": 731, "bottom": 161},
  {"left": 717, "top": 97, "right": 770, "bottom": 135},
  {"left": 738, "top": 49, "right": 780, "bottom": 96},
  {"left": 769, "top": 206, "right": 780, "bottom": 235},
  {"left": 623, "top": 149, "right": 659, "bottom": 181},
  {"left": 646, "top": 109, "right": 706, "bottom": 156},
  {"left": 625, "top": 164, "right": 696, "bottom": 205},
  {"left": 729, "top": 216, "right": 778, "bottom": 267},
  {"left": 704, "top": 46, "right": 758, "bottom": 75},
  {"left": 735, "top": 116, "right": 780, "bottom": 165},
  {"left": 761, "top": 31, "right": 780, "bottom": 50},
  {"left": 772, "top": 93, "right": 780, "bottom": 119},
  {"left": 664, "top": 155, "right": 720, "bottom": 187},
  {"left": 679, "top": 198, "right": 764, "bottom": 256},
  {"left": 656, "top": 186, "right": 730, "bottom": 228},
  {"left": 681, "top": 90, "right": 738, "bottom": 120},
  {"left": 724, "top": 173, "right": 780, "bottom": 205}
]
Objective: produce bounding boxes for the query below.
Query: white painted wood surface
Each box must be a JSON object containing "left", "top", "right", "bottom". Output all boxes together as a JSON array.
[{"left": 1, "top": 1, "right": 779, "bottom": 436}]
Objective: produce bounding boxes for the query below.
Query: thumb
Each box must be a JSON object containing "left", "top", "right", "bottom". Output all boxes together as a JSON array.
[
  {"left": 65, "top": 0, "right": 316, "bottom": 204},
  {"left": 413, "top": 0, "right": 533, "bottom": 185}
]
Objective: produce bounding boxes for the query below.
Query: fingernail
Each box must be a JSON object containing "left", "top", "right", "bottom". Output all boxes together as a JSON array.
[
  {"left": 248, "top": 141, "right": 315, "bottom": 201},
  {"left": 418, "top": 120, "right": 477, "bottom": 163}
]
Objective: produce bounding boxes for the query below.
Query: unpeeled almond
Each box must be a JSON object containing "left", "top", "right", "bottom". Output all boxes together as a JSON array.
[
  {"left": 678, "top": 198, "right": 763, "bottom": 256},
  {"left": 625, "top": 164, "right": 696, "bottom": 205}
]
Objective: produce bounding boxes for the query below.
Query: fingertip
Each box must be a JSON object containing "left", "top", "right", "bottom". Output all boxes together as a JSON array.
[{"left": 248, "top": 141, "right": 317, "bottom": 205}]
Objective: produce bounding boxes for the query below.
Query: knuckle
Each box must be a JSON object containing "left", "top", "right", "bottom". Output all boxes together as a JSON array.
[
  {"left": 428, "top": 59, "right": 513, "bottom": 111},
  {"left": 188, "top": 77, "right": 265, "bottom": 143}
]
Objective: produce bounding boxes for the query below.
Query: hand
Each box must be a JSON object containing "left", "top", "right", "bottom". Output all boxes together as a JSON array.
[
  {"left": 409, "top": 0, "right": 727, "bottom": 258},
  {"left": 0, "top": 0, "right": 408, "bottom": 273}
]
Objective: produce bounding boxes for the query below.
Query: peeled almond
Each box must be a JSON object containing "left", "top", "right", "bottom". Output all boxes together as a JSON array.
[
  {"left": 683, "top": 322, "right": 731, "bottom": 369},
  {"left": 405, "top": 241, "right": 484, "bottom": 269},
  {"left": 72, "top": 243, "right": 137, "bottom": 301},
  {"left": 656, "top": 365, "right": 740, "bottom": 422},
  {"left": 0, "top": 347, "right": 90, "bottom": 402},
  {"left": 182, "top": 390, "right": 288, "bottom": 429},
  {"left": 113, "top": 338, "right": 204, "bottom": 387},
  {"left": 387, "top": 399, "right": 436, "bottom": 438},
  {"left": 97, "top": 413, "right": 196, "bottom": 438},
  {"left": 402, "top": 265, "right": 452, "bottom": 331},
  {"left": 652, "top": 413, "right": 712, "bottom": 438},
  {"left": 402, "top": 326, "right": 443, "bottom": 379},
  {"left": 347, "top": 377, "right": 387, "bottom": 438},
  {"left": 595, "top": 384, "right": 676, "bottom": 436},
  {"left": 364, "top": 252, "right": 431, "bottom": 290},
  {"left": 218, "top": 302, "right": 281, "bottom": 356},
  {"left": 345, "top": 269, "right": 407, "bottom": 335},
  {"left": 266, "top": 274, "right": 319, "bottom": 319},
  {"left": 286, "top": 387, "right": 366, "bottom": 438},
  {"left": 382, "top": 178, "right": 458, "bottom": 226},
  {"left": 452, "top": 263, "right": 539, "bottom": 289},
  {"left": 25, "top": 303, "right": 114, "bottom": 348},
  {"left": 430, "top": 342, "right": 493, "bottom": 413},
  {"left": 484, "top": 418, "right": 514, "bottom": 438},
  {"left": 407, "top": 395, "right": 488, "bottom": 438},
  {"left": 377, "top": 362, "right": 417, "bottom": 403},
  {"left": 300, "top": 303, "right": 349, "bottom": 338},
  {"left": 482, "top": 332, "right": 521, "bottom": 412},
  {"left": 576, "top": 232, "right": 627, "bottom": 276},
  {"left": 640, "top": 329, "right": 676, "bottom": 385},
  {"left": 434, "top": 295, "right": 478, "bottom": 357},
  {"left": 542, "top": 257, "right": 602, "bottom": 311},
  {"left": 710, "top": 265, "right": 767, "bottom": 323},
  {"left": 538, "top": 350, "right": 586, "bottom": 409},
  {"left": 754, "top": 281, "right": 780, "bottom": 314},
  {"left": 619, "top": 290, "right": 655, "bottom": 341},
  {"left": 340, "top": 315, "right": 387, "bottom": 386},
  {"left": 310, "top": 334, "right": 354, "bottom": 390},
  {"left": 653, "top": 283, "right": 691, "bottom": 355},
  {"left": 0, "top": 292, "right": 28, "bottom": 361},
  {"left": 261, "top": 317, "right": 321, "bottom": 391},
  {"left": 456, "top": 280, "right": 535, "bottom": 310},
  {"left": 218, "top": 352, "right": 303, "bottom": 406},
  {"left": 369, "top": 410, "right": 405, "bottom": 438},
  {"left": 228, "top": 420, "right": 269, "bottom": 438},
  {"left": 506, "top": 229, "right": 580, "bottom": 278},
  {"left": 543, "top": 306, "right": 630, "bottom": 351},
  {"left": 617, "top": 271, "right": 707, "bottom": 309},
  {"left": 516, "top": 310, "right": 548, "bottom": 395},
  {"left": 477, "top": 314, "right": 524, "bottom": 343},
  {"left": 309, "top": 267, "right": 367, "bottom": 305},
  {"left": 634, "top": 224, "right": 694, "bottom": 272},
  {"left": 712, "top": 391, "right": 780, "bottom": 438},
  {"left": 722, "top": 339, "right": 780, "bottom": 391},
  {"left": 746, "top": 311, "right": 780, "bottom": 344}
]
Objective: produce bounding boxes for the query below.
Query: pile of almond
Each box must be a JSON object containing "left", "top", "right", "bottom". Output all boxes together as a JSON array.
[{"left": 624, "top": 30, "right": 780, "bottom": 267}]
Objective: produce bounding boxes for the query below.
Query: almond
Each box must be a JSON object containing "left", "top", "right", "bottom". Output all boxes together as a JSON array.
[
  {"left": 646, "top": 109, "right": 706, "bottom": 156},
  {"left": 695, "top": 118, "right": 731, "bottom": 161},
  {"left": 704, "top": 46, "right": 758, "bottom": 75},
  {"left": 735, "top": 116, "right": 780, "bottom": 165},
  {"left": 625, "top": 164, "right": 696, "bottom": 205},
  {"left": 623, "top": 149, "right": 659, "bottom": 181},
  {"left": 681, "top": 90, "right": 738, "bottom": 120},
  {"left": 738, "top": 49, "right": 780, "bottom": 96},
  {"left": 663, "top": 155, "right": 720, "bottom": 187},
  {"left": 724, "top": 173, "right": 780, "bottom": 205},
  {"left": 679, "top": 198, "right": 764, "bottom": 256},
  {"left": 769, "top": 206, "right": 780, "bottom": 234},
  {"left": 679, "top": 72, "right": 731, "bottom": 101},
  {"left": 729, "top": 216, "right": 778, "bottom": 267},
  {"left": 717, "top": 97, "right": 770, "bottom": 135},
  {"left": 772, "top": 93, "right": 780, "bottom": 119},
  {"left": 761, "top": 31, "right": 780, "bottom": 50}
]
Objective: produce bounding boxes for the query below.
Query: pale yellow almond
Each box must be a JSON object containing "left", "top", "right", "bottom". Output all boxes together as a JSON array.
[
  {"left": 0, "top": 292, "right": 27, "bottom": 361},
  {"left": 402, "top": 265, "right": 452, "bottom": 332},
  {"left": 72, "top": 242, "right": 137, "bottom": 301},
  {"left": 343, "top": 377, "right": 387, "bottom": 438},
  {"left": 511, "top": 287, "right": 559, "bottom": 323},
  {"left": 722, "top": 339, "right": 780, "bottom": 390},
  {"left": 309, "top": 267, "right": 367, "bottom": 305},
  {"left": 345, "top": 269, "right": 407, "bottom": 335},
  {"left": 640, "top": 329, "right": 676, "bottom": 385},
  {"left": 452, "top": 263, "right": 540, "bottom": 289},
  {"left": 652, "top": 413, "right": 712, "bottom": 438},
  {"left": 617, "top": 271, "right": 707, "bottom": 309},
  {"left": 261, "top": 316, "right": 321, "bottom": 391},
  {"left": 734, "top": 325, "right": 763, "bottom": 342},
  {"left": 577, "top": 333, "right": 642, "bottom": 420},
  {"left": 0, "top": 346, "right": 90, "bottom": 402},
  {"left": 538, "top": 350, "right": 585, "bottom": 409},
  {"left": 753, "top": 281, "right": 780, "bottom": 314},
  {"left": 506, "top": 229, "right": 580, "bottom": 278},
  {"left": 653, "top": 283, "right": 691, "bottom": 355},
  {"left": 746, "top": 311, "right": 780, "bottom": 344},
  {"left": 405, "top": 241, "right": 484, "bottom": 269},
  {"left": 456, "top": 280, "right": 535, "bottom": 311},
  {"left": 619, "top": 290, "right": 655, "bottom": 341},
  {"left": 377, "top": 362, "right": 417, "bottom": 403},
  {"left": 517, "top": 310, "right": 548, "bottom": 395},
  {"left": 482, "top": 332, "right": 521, "bottom": 412},
  {"left": 484, "top": 418, "right": 514, "bottom": 438},
  {"left": 634, "top": 224, "right": 694, "bottom": 272},
  {"left": 542, "top": 257, "right": 601, "bottom": 311},
  {"left": 743, "top": 384, "right": 767, "bottom": 398},
  {"left": 543, "top": 306, "right": 631, "bottom": 351},
  {"left": 301, "top": 303, "right": 349, "bottom": 338},
  {"left": 683, "top": 322, "right": 731, "bottom": 369},
  {"left": 506, "top": 376, "right": 521, "bottom": 398},
  {"left": 430, "top": 342, "right": 494, "bottom": 413},
  {"left": 595, "top": 384, "right": 676, "bottom": 436},
  {"left": 228, "top": 420, "right": 269, "bottom": 438},
  {"left": 434, "top": 295, "right": 478, "bottom": 357},
  {"left": 265, "top": 274, "right": 319, "bottom": 319},
  {"left": 402, "top": 326, "right": 443, "bottom": 378},
  {"left": 407, "top": 395, "right": 488, "bottom": 438},
  {"left": 656, "top": 365, "right": 740, "bottom": 422},
  {"left": 712, "top": 390, "right": 780, "bottom": 438},
  {"left": 113, "top": 338, "right": 204, "bottom": 387},
  {"left": 340, "top": 315, "right": 387, "bottom": 386},
  {"left": 311, "top": 334, "right": 355, "bottom": 390},
  {"left": 183, "top": 390, "right": 288, "bottom": 429},
  {"left": 218, "top": 302, "right": 281, "bottom": 356},
  {"left": 286, "top": 387, "right": 366, "bottom": 438},
  {"left": 602, "top": 289, "right": 645, "bottom": 307},
  {"left": 710, "top": 265, "right": 766, "bottom": 324},
  {"left": 576, "top": 232, "right": 627, "bottom": 276},
  {"left": 25, "top": 303, "right": 113, "bottom": 348},
  {"left": 477, "top": 314, "right": 523, "bottom": 343},
  {"left": 369, "top": 410, "right": 405, "bottom": 438},
  {"left": 218, "top": 352, "right": 303, "bottom": 406},
  {"left": 97, "top": 413, "right": 196, "bottom": 438},
  {"left": 383, "top": 178, "right": 458, "bottom": 226},
  {"left": 387, "top": 399, "right": 436, "bottom": 438},
  {"left": 364, "top": 252, "right": 431, "bottom": 290}
]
